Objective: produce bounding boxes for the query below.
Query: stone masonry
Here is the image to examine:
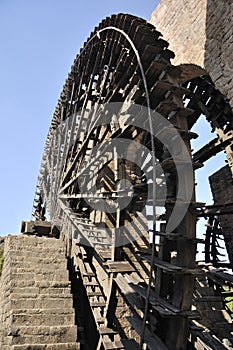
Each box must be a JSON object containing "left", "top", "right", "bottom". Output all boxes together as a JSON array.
[
  {"left": 149, "top": 0, "right": 233, "bottom": 109},
  {"left": 209, "top": 166, "right": 233, "bottom": 266},
  {"left": 0, "top": 235, "right": 80, "bottom": 350}
]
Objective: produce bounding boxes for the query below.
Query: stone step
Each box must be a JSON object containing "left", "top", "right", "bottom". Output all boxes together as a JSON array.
[
  {"left": 3, "top": 287, "right": 72, "bottom": 296},
  {"left": 5, "top": 236, "right": 64, "bottom": 248},
  {"left": 2, "top": 257, "right": 67, "bottom": 275},
  {"left": 11, "top": 342, "right": 80, "bottom": 349},
  {"left": 5, "top": 247, "right": 65, "bottom": 256},
  {"left": 3, "top": 271, "right": 69, "bottom": 284},
  {"left": 2, "top": 265, "right": 69, "bottom": 281},
  {"left": 5, "top": 243, "right": 64, "bottom": 250},
  {"left": 2, "top": 265, "right": 68, "bottom": 274},
  {"left": 5, "top": 250, "right": 65, "bottom": 260},
  {"left": 6, "top": 280, "right": 71, "bottom": 289},
  {"left": 0, "top": 235, "right": 80, "bottom": 349},
  {"left": 4, "top": 309, "right": 75, "bottom": 327},
  {"left": 4, "top": 325, "right": 77, "bottom": 345},
  {"left": 1, "top": 295, "right": 72, "bottom": 312},
  {"left": 3, "top": 258, "right": 66, "bottom": 268},
  {"left": 4, "top": 260, "right": 66, "bottom": 269},
  {"left": 6, "top": 292, "right": 73, "bottom": 300},
  {"left": 3, "top": 295, "right": 73, "bottom": 311}
]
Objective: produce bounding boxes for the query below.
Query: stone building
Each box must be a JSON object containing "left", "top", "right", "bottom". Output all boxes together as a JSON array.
[{"left": 149, "top": 0, "right": 233, "bottom": 108}]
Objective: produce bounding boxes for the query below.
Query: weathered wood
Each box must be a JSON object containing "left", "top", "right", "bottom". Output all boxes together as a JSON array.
[
  {"left": 191, "top": 331, "right": 230, "bottom": 350},
  {"left": 121, "top": 339, "right": 140, "bottom": 350},
  {"left": 106, "top": 261, "right": 135, "bottom": 273},
  {"left": 114, "top": 274, "right": 143, "bottom": 310},
  {"left": 207, "top": 270, "right": 233, "bottom": 285},
  {"left": 126, "top": 314, "right": 169, "bottom": 350},
  {"left": 103, "top": 340, "right": 124, "bottom": 350},
  {"left": 34, "top": 12, "right": 233, "bottom": 350},
  {"left": 98, "top": 326, "right": 117, "bottom": 335}
]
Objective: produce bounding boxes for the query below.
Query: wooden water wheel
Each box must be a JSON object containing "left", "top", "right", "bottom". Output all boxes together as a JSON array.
[{"left": 33, "top": 14, "right": 233, "bottom": 350}]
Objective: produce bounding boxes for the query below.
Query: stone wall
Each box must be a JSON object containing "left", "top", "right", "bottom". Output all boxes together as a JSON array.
[
  {"left": 0, "top": 235, "right": 80, "bottom": 349},
  {"left": 205, "top": 0, "right": 233, "bottom": 106},
  {"left": 209, "top": 166, "right": 233, "bottom": 266},
  {"left": 149, "top": 0, "right": 233, "bottom": 108},
  {"left": 149, "top": 0, "right": 207, "bottom": 67}
]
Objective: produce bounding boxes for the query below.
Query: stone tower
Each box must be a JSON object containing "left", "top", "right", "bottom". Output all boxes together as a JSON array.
[{"left": 149, "top": 0, "right": 233, "bottom": 109}]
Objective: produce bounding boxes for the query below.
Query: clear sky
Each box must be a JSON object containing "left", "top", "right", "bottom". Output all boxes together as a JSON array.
[{"left": 0, "top": 0, "right": 159, "bottom": 235}]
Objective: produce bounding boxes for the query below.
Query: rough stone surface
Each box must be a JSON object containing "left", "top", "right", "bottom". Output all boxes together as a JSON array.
[
  {"left": 149, "top": 0, "right": 207, "bottom": 67},
  {"left": 149, "top": 0, "right": 233, "bottom": 108},
  {"left": 209, "top": 166, "right": 233, "bottom": 266},
  {"left": 0, "top": 235, "right": 80, "bottom": 349}
]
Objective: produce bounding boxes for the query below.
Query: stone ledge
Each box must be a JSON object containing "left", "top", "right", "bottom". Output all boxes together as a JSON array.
[
  {"left": 4, "top": 325, "right": 77, "bottom": 345},
  {"left": 2, "top": 297, "right": 73, "bottom": 314},
  {"left": 11, "top": 342, "right": 80, "bottom": 350},
  {"left": 3, "top": 309, "right": 75, "bottom": 327}
]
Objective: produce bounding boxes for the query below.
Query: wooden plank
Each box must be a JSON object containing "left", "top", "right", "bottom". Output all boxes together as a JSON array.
[
  {"left": 191, "top": 331, "right": 230, "bottom": 350},
  {"left": 207, "top": 270, "right": 233, "bottom": 285},
  {"left": 199, "top": 204, "right": 233, "bottom": 216},
  {"left": 90, "top": 301, "right": 106, "bottom": 308},
  {"left": 130, "top": 282, "right": 179, "bottom": 314},
  {"left": 121, "top": 339, "right": 140, "bottom": 350},
  {"left": 141, "top": 255, "right": 203, "bottom": 275},
  {"left": 114, "top": 274, "right": 143, "bottom": 310},
  {"left": 106, "top": 261, "right": 135, "bottom": 273},
  {"left": 193, "top": 137, "right": 227, "bottom": 164},
  {"left": 83, "top": 281, "right": 99, "bottom": 286},
  {"left": 195, "top": 296, "right": 222, "bottom": 302},
  {"left": 103, "top": 340, "right": 124, "bottom": 349},
  {"left": 126, "top": 314, "right": 169, "bottom": 350},
  {"left": 141, "top": 255, "right": 183, "bottom": 272},
  {"left": 82, "top": 272, "right": 95, "bottom": 277},
  {"left": 87, "top": 291, "right": 103, "bottom": 297},
  {"left": 96, "top": 248, "right": 112, "bottom": 260},
  {"left": 98, "top": 326, "right": 117, "bottom": 335},
  {"left": 130, "top": 282, "right": 200, "bottom": 318}
]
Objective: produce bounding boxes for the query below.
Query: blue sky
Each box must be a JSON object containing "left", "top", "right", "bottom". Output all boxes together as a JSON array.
[{"left": 0, "top": 0, "right": 159, "bottom": 235}]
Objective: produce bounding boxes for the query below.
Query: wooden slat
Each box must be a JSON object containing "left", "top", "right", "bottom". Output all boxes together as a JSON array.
[
  {"left": 106, "top": 261, "right": 135, "bottom": 273},
  {"left": 90, "top": 301, "right": 106, "bottom": 308},
  {"left": 130, "top": 282, "right": 200, "bottom": 318},
  {"left": 83, "top": 281, "right": 99, "bottom": 286},
  {"left": 98, "top": 326, "right": 117, "bottom": 335},
  {"left": 207, "top": 270, "right": 233, "bottom": 285},
  {"left": 114, "top": 274, "right": 143, "bottom": 310},
  {"left": 103, "top": 340, "right": 124, "bottom": 349},
  {"left": 126, "top": 314, "right": 169, "bottom": 350},
  {"left": 121, "top": 339, "right": 140, "bottom": 350},
  {"left": 141, "top": 255, "right": 203, "bottom": 275},
  {"left": 87, "top": 291, "right": 103, "bottom": 297},
  {"left": 96, "top": 248, "right": 112, "bottom": 260},
  {"left": 141, "top": 255, "right": 182, "bottom": 272},
  {"left": 130, "top": 282, "right": 179, "bottom": 314},
  {"left": 191, "top": 331, "right": 230, "bottom": 350}
]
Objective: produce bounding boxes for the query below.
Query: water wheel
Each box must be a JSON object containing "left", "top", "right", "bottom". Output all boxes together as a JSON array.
[{"left": 33, "top": 14, "right": 233, "bottom": 350}]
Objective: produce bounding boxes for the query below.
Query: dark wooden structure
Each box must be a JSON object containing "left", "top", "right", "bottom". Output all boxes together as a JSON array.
[{"left": 32, "top": 14, "right": 233, "bottom": 350}]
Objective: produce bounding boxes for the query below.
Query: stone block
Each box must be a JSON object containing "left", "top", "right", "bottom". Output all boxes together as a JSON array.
[
  {"left": 8, "top": 296, "right": 73, "bottom": 310},
  {"left": 5, "top": 325, "right": 77, "bottom": 345},
  {"left": 6, "top": 309, "right": 75, "bottom": 327},
  {"left": 12, "top": 342, "right": 80, "bottom": 349}
]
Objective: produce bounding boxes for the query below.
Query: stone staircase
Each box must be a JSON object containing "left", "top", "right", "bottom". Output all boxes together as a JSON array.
[{"left": 0, "top": 234, "right": 80, "bottom": 350}]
